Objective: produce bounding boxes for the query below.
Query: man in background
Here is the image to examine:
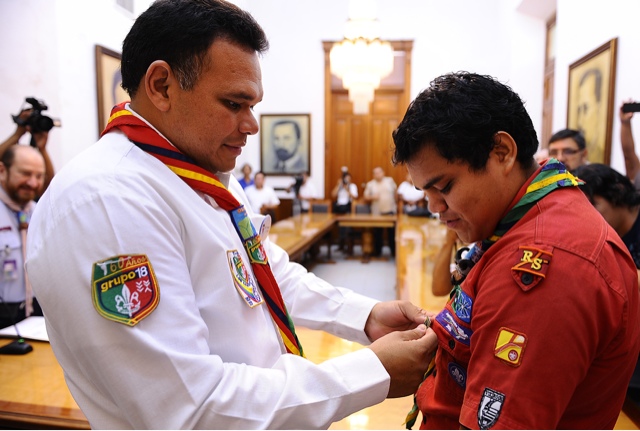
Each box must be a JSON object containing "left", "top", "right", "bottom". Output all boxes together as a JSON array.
[
  {"left": 364, "top": 166, "right": 397, "bottom": 257},
  {"left": 548, "top": 128, "right": 588, "bottom": 171},
  {"left": 0, "top": 145, "right": 45, "bottom": 328},
  {"left": 244, "top": 171, "right": 281, "bottom": 220}
]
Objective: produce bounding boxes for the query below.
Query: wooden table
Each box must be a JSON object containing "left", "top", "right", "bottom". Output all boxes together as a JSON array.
[
  {"left": 0, "top": 339, "right": 89, "bottom": 429},
  {"left": 268, "top": 212, "right": 335, "bottom": 261},
  {"left": 335, "top": 214, "right": 397, "bottom": 262}
]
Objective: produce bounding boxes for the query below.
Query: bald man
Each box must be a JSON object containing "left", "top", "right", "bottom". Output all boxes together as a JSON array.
[{"left": 0, "top": 145, "right": 45, "bottom": 328}]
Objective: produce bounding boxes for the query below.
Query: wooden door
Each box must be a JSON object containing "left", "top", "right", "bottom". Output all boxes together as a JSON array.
[{"left": 323, "top": 41, "right": 413, "bottom": 198}]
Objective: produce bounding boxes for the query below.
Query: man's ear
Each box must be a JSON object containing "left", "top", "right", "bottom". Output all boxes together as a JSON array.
[
  {"left": 491, "top": 131, "right": 518, "bottom": 175},
  {"left": 144, "top": 60, "right": 174, "bottom": 112},
  {"left": 0, "top": 162, "right": 8, "bottom": 184},
  {"left": 582, "top": 148, "right": 589, "bottom": 163}
]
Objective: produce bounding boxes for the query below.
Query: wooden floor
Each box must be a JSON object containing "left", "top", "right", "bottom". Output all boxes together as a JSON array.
[{"left": 295, "top": 215, "right": 639, "bottom": 430}]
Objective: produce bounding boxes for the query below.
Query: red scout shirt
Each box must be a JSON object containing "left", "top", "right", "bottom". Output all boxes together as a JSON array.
[{"left": 417, "top": 178, "right": 640, "bottom": 429}]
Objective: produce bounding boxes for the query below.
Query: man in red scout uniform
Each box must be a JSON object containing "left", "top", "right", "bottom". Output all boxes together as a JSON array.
[{"left": 392, "top": 71, "right": 640, "bottom": 429}]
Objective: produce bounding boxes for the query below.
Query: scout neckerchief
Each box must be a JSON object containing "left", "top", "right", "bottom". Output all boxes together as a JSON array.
[
  {"left": 404, "top": 159, "right": 582, "bottom": 429},
  {"left": 101, "top": 102, "right": 303, "bottom": 357}
]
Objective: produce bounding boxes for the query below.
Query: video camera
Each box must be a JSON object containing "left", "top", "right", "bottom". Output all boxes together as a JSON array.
[{"left": 12, "top": 97, "right": 61, "bottom": 141}]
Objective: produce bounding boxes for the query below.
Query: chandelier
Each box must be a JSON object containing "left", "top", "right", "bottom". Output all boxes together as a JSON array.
[{"left": 330, "top": 0, "right": 394, "bottom": 115}]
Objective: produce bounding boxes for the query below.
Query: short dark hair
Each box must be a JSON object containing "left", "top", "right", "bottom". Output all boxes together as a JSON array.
[
  {"left": 121, "top": 0, "right": 269, "bottom": 98},
  {"left": 272, "top": 120, "right": 301, "bottom": 139},
  {"left": 549, "top": 128, "right": 586, "bottom": 150},
  {"left": 573, "top": 163, "right": 640, "bottom": 208},
  {"left": 1, "top": 145, "right": 18, "bottom": 169},
  {"left": 392, "top": 72, "right": 538, "bottom": 172}
]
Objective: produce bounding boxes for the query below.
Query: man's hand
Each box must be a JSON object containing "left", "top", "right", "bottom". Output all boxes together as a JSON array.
[
  {"left": 369, "top": 324, "right": 438, "bottom": 398},
  {"left": 32, "top": 131, "right": 49, "bottom": 151},
  {"left": 364, "top": 300, "right": 429, "bottom": 341}
]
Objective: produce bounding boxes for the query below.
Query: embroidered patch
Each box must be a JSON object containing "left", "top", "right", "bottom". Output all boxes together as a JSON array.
[
  {"left": 227, "top": 250, "right": 263, "bottom": 308},
  {"left": 244, "top": 236, "right": 268, "bottom": 264},
  {"left": 451, "top": 289, "right": 473, "bottom": 323},
  {"left": 436, "top": 309, "right": 472, "bottom": 346},
  {"left": 477, "top": 388, "right": 505, "bottom": 430},
  {"left": 511, "top": 246, "right": 552, "bottom": 290},
  {"left": 494, "top": 327, "right": 527, "bottom": 366},
  {"left": 92, "top": 255, "right": 159, "bottom": 326},
  {"left": 230, "top": 206, "right": 256, "bottom": 241},
  {"left": 448, "top": 362, "right": 467, "bottom": 388}
]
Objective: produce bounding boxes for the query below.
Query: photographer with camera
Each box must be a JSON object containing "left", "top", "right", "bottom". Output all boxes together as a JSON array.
[
  {"left": 0, "top": 98, "right": 58, "bottom": 196},
  {"left": 286, "top": 171, "right": 318, "bottom": 213}
]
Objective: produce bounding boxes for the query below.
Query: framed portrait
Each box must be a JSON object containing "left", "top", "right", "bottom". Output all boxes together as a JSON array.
[
  {"left": 95, "top": 45, "right": 129, "bottom": 135},
  {"left": 260, "top": 114, "right": 311, "bottom": 175},
  {"left": 567, "top": 38, "right": 618, "bottom": 165}
]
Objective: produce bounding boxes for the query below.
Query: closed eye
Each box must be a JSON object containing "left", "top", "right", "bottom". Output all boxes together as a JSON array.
[{"left": 439, "top": 181, "right": 452, "bottom": 194}]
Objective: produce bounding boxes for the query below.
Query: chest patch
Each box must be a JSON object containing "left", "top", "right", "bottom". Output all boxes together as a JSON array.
[
  {"left": 227, "top": 249, "right": 264, "bottom": 308},
  {"left": 436, "top": 309, "right": 472, "bottom": 346},
  {"left": 92, "top": 255, "right": 159, "bottom": 326}
]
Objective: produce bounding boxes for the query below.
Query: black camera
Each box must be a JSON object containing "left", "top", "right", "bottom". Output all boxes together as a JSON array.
[
  {"left": 12, "top": 97, "right": 61, "bottom": 137},
  {"left": 622, "top": 102, "right": 640, "bottom": 113}
]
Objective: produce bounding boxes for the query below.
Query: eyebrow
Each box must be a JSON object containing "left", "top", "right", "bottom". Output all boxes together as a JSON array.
[{"left": 421, "top": 175, "right": 445, "bottom": 191}]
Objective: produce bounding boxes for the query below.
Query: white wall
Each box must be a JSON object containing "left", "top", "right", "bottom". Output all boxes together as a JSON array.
[{"left": 4, "top": 0, "right": 638, "bottom": 197}]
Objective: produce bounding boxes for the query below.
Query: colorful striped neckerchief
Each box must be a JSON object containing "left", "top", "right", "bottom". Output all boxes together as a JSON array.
[
  {"left": 101, "top": 102, "right": 303, "bottom": 357},
  {"left": 404, "top": 158, "right": 582, "bottom": 429}
]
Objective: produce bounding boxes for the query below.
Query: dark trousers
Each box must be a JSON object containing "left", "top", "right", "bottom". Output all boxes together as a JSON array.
[{"left": 373, "top": 212, "right": 396, "bottom": 257}]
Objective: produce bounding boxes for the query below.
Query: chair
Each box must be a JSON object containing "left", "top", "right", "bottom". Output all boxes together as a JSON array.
[
  {"left": 351, "top": 199, "right": 371, "bottom": 215},
  {"left": 346, "top": 199, "right": 371, "bottom": 255},
  {"left": 309, "top": 199, "right": 332, "bottom": 214},
  {"left": 307, "top": 199, "right": 335, "bottom": 263}
]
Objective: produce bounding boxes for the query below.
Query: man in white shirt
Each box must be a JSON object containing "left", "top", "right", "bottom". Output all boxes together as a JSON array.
[
  {"left": 290, "top": 171, "right": 318, "bottom": 213},
  {"left": 364, "top": 167, "right": 397, "bottom": 256},
  {"left": 24, "top": 1, "right": 437, "bottom": 428},
  {"left": 244, "top": 171, "right": 281, "bottom": 219}
]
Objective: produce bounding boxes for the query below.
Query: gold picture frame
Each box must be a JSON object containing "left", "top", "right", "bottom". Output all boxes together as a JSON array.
[
  {"left": 567, "top": 38, "right": 618, "bottom": 165},
  {"left": 95, "top": 45, "right": 129, "bottom": 136}
]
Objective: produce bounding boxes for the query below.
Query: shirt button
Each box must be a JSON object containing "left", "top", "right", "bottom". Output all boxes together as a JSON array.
[
  {"left": 521, "top": 272, "right": 534, "bottom": 285},
  {"left": 448, "top": 339, "right": 455, "bottom": 350}
]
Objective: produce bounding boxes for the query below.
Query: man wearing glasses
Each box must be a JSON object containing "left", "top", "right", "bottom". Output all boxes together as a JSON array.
[{"left": 548, "top": 128, "right": 588, "bottom": 171}]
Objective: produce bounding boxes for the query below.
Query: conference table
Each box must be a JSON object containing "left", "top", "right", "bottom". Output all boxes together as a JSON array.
[{"left": 0, "top": 340, "right": 89, "bottom": 429}]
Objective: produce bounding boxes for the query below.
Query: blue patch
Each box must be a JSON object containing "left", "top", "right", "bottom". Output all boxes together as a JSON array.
[
  {"left": 451, "top": 289, "right": 473, "bottom": 323},
  {"left": 436, "top": 309, "right": 473, "bottom": 346},
  {"left": 448, "top": 362, "right": 467, "bottom": 388}
]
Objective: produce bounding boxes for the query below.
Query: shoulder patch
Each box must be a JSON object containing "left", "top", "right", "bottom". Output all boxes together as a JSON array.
[
  {"left": 511, "top": 245, "right": 553, "bottom": 291},
  {"left": 478, "top": 388, "right": 505, "bottom": 430},
  {"left": 92, "top": 255, "right": 160, "bottom": 326},
  {"left": 494, "top": 327, "right": 527, "bottom": 366}
]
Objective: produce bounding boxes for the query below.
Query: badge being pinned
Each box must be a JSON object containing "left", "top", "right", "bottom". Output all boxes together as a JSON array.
[{"left": 92, "top": 255, "right": 159, "bottom": 326}]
